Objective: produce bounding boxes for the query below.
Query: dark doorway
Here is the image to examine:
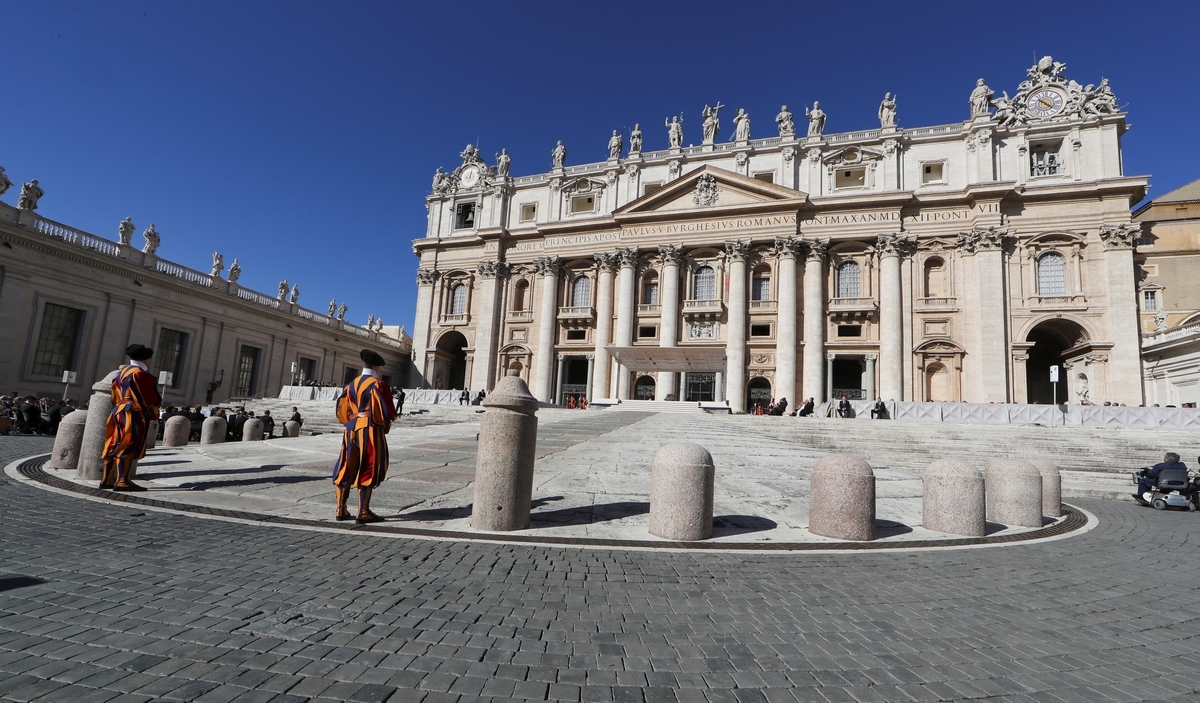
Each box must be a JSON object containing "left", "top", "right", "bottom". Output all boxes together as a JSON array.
[
  {"left": 634, "top": 375, "right": 656, "bottom": 400},
  {"left": 684, "top": 372, "right": 715, "bottom": 402},
  {"left": 436, "top": 331, "right": 469, "bottom": 389},
  {"left": 831, "top": 357, "right": 863, "bottom": 399},
  {"left": 747, "top": 377, "right": 772, "bottom": 412},
  {"left": 1026, "top": 319, "right": 1085, "bottom": 404},
  {"left": 565, "top": 359, "right": 588, "bottom": 385}
]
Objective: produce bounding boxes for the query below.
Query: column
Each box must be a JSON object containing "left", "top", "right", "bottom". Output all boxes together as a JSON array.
[
  {"left": 585, "top": 354, "right": 595, "bottom": 401},
  {"left": 1099, "top": 224, "right": 1146, "bottom": 404},
  {"left": 657, "top": 245, "right": 682, "bottom": 399},
  {"left": 864, "top": 354, "right": 877, "bottom": 400},
  {"left": 410, "top": 269, "right": 440, "bottom": 388},
  {"left": 967, "top": 227, "right": 1011, "bottom": 402},
  {"left": 801, "top": 238, "right": 829, "bottom": 403},
  {"left": 591, "top": 253, "right": 617, "bottom": 400},
  {"left": 724, "top": 240, "right": 749, "bottom": 411},
  {"left": 826, "top": 353, "right": 835, "bottom": 401},
  {"left": 614, "top": 248, "right": 638, "bottom": 399},
  {"left": 714, "top": 371, "right": 723, "bottom": 402},
  {"left": 555, "top": 355, "right": 566, "bottom": 405},
  {"left": 877, "top": 234, "right": 905, "bottom": 400},
  {"left": 773, "top": 238, "right": 800, "bottom": 404},
  {"left": 470, "top": 260, "right": 508, "bottom": 392},
  {"left": 532, "top": 256, "right": 561, "bottom": 402}
]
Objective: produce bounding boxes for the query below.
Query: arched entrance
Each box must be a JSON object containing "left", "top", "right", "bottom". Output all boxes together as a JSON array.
[
  {"left": 1025, "top": 319, "right": 1087, "bottom": 404},
  {"left": 747, "top": 377, "right": 771, "bottom": 412},
  {"left": 925, "top": 362, "right": 951, "bottom": 401},
  {"left": 634, "top": 375, "right": 656, "bottom": 400},
  {"left": 434, "top": 331, "right": 468, "bottom": 390}
]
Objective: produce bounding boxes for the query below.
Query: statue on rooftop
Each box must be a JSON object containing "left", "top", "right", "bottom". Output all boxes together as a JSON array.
[
  {"left": 118, "top": 217, "right": 135, "bottom": 247},
  {"left": 210, "top": 252, "right": 224, "bottom": 277},
  {"left": 495, "top": 148, "right": 511, "bottom": 178},
  {"left": 367, "top": 314, "right": 375, "bottom": 328},
  {"left": 17, "top": 179, "right": 43, "bottom": 211},
  {"left": 337, "top": 303, "right": 347, "bottom": 320},
  {"left": 969, "top": 78, "right": 993, "bottom": 117},
  {"left": 732, "top": 109, "right": 750, "bottom": 142},
  {"left": 805, "top": 102, "right": 826, "bottom": 137},
  {"left": 228, "top": 259, "right": 241, "bottom": 283},
  {"left": 629, "top": 124, "right": 642, "bottom": 153},
  {"left": 878, "top": 93, "right": 897, "bottom": 128},
  {"left": 551, "top": 140, "right": 567, "bottom": 169},
  {"left": 775, "top": 106, "right": 795, "bottom": 138},
  {"left": 665, "top": 115, "right": 684, "bottom": 149},
  {"left": 141, "top": 224, "right": 160, "bottom": 255},
  {"left": 278, "top": 279, "right": 288, "bottom": 299},
  {"left": 0, "top": 167, "right": 12, "bottom": 197},
  {"left": 701, "top": 102, "right": 724, "bottom": 144},
  {"left": 328, "top": 299, "right": 337, "bottom": 317},
  {"left": 607, "top": 130, "right": 623, "bottom": 160},
  {"left": 290, "top": 284, "right": 299, "bottom": 304}
]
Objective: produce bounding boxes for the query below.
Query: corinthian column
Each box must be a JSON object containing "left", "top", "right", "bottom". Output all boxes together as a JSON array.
[
  {"left": 773, "top": 238, "right": 800, "bottom": 404},
  {"left": 724, "top": 240, "right": 750, "bottom": 411},
  {"left": 533, "top": 256, "right": 562, "bottom": 402},
  {"left": 958, "top": 226, "right": 1011, "bottom": 402},
  {"left": 1099, "top": 223, "right": 1145, "bottom": 404},
  {"left": 657, "top": 244, "right": 683, "bottom": 399},
  {"left": 470, "top": 260, "right": 509, "bottom": 392},
  {"left": 591, "top": 253, "right": 617, "bottom": 399},
  {"left": 876, "top": 233, "right": 912, "bottom": 400},
  {"left": 801, "top": 238, "right": 829, "bottom": 403},
  {"left": 410, "top": 268, "right": 440, "bottom": 387},
  {"left": 614, "top": 248, "right": 639, "bottom": 399}
]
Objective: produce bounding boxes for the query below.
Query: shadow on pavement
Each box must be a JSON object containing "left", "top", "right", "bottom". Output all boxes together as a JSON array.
[{"left": 713, "top": 514, "right": 777, "bottom": 536}]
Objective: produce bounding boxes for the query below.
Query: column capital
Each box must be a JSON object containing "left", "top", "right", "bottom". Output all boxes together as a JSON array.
[
  {"left": 864, "top": 353, "right": 878, "bottom": 361},
  {"left": 476, "top": 260, "right": 511, "bottom": 279},
  {"left": 594, "top": 251, "right": 619, "bottom": 272},
  {"left": 535, "top": 255, "right": 562, "bottom": 277},
  {"left": 614, "top": 247, "right": 639, "bottom": 269},
  {"left": 723, "top": 239, "right": 750, "bottom": 262},
  {"left": 1098, "top": 223, "right": 1140, "bottom": 250},
  {"left": 874, "top": 233, "right": 917, "bottom": 259},
  {"left": 772, "top": 237, "right": 802, "bottom": 260},
  {"left": 802, "top": 236, "right": 830, "bottom": 261},
  {"left": 416, "top": 268, "right": 441, "bottom": 286},
  {"left": 825, "top": 353, "right": 837, "bottom": 361},
  {"left": 956, "top": 225, "right": 1012, "bottom": 255},
  {"left": 657, "top": 244, "right": 684, "bottom": 266}
]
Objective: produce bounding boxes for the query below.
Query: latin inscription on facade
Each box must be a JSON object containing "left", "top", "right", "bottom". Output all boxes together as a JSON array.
[{"left": 624, "top": 214, "right": 797, "bottom": 238}]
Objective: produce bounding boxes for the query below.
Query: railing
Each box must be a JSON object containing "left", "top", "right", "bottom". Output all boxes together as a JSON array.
[
  {"left": 296, "top": 307, "right": 333, "bottom": 325},
  {"left": 237, "top": 287, "right": 282, "bottom": 308},
  {"left": 904, "top": 123, "right": 964, "bottom": 138},
  {"left": 749, "top": 299, "right": 776, "bottom": 310},
  {"left": 637, "top": 304, "right": 661, "bottom": 314},
  {"left": 829, "top": 297, "right": 877, "bottom": 309},
  {"left": 156, "top": 259, "right": 214, "bottom": 287},
  {"left": 505, "top": 310, "right": 534, "bottom": 322},
  {"left": 683, "top": 299, "right": 723, "bottom": 312},
  {"left": 827, "top": 129, "right": 883, "bottom": 143},
  {"left": 557, "top": 306, "right": 595, "bottom": 319},
  {"left": 1031, "top": 294, "right": 1086, "bottom": 307},
  {"left": 32, "top": 215, "right": 122, "bottom": 258},
  {"left": 1145, "top": 322, "right": 1200, "bottom": 345},
  {"left": 917, "top": 296, "right": 956, "bottom": 307},
  {"left": 832, "top": 388, "right": 867, "bottom": 400},
  {"left": 440, "top": 313, "right": 468, "bottom": 325}
]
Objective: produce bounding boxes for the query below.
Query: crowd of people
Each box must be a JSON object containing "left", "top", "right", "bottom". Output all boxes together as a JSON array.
[
  {"left": 153, "top": 405, "right": 293, "bottom": 441},
  {"left": 1, "top": 395, "right": 81, "bottom": 435}
]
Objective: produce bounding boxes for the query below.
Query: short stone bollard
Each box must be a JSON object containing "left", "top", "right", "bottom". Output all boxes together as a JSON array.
[
  {"left": 46, "top": 410, "right": 88, "bottom": 471},
  {"left": 809, "top": 453, "right": 875, "bottom": 541},
  {"left": 163, "top": 416, "right": 191, "bottom": 446},
  {"left": 145, "top": 420, "right": 159, "bottom": 450},
  {"left": 242, "top": 418, "right": 264, "bottom": 442},
  {"left": 77, "top": 369, "right": 123, "bottom": 481},
  {"left": 1030, "top": 459, "right": 1063, "bottom": 518},
  {"left": 985, "top": 458, "right": 1043, "bottom": 528},
  {"left": 472, "top": 371, "right": 539, "bottom": 531},
  {"left": 922, "top": 459, "right": 986, "bottom": 537},
  {"left": 649, "top": 443, "right": 715, "bottom": 541},
  {"left": 282, "top": 421, "right": 301, "bottom": 438},
  {"left": 201, "top": 416, "right": 228, "bottom": 444}
]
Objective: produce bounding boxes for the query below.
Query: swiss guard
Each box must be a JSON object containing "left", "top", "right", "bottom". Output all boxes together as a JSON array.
[
  {"left": 332, "top": 349, "right": 396, "bottom": 523},
  {"left": 100, "top": 344, "right": 162, "bottom": 491}
]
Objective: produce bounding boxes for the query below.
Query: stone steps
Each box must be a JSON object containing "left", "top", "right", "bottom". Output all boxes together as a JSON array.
[{"left": 606, "top": 400, "right": 711, "bottom": 414}]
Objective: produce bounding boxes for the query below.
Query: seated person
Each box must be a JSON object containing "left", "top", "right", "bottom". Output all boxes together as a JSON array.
[
  {"left": 836, "top": 395, "right": 852, "bottom": 418},
  {"left": 797, "top": 398, "right": 815, "bottom": 417},
  {"left": 870, "top": 398, "right": 888, "bottom": 419},
  {"left": 1134, "top": 452, "right": 1188, "bottom": 504}
]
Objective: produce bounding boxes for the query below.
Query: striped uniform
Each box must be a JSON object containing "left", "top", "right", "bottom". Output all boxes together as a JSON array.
[
  {"left": 332, "top": 374, "right": 396, "bottom": 488},
  {"left": 101, "top": 365, "right": 162, "bottom": 478}
]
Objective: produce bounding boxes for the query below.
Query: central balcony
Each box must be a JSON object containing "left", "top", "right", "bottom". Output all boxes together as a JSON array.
[
  {"left": 440, "top": 313, "right": 469, "bottom": 326},
  {"left": 682, "top": 298, "right": 724, "bottom": 322},
  {"left": 828, "top": 297, "right": 877, "bottom": 322},
  {"left": 558, "top": 306, "right": 595, "bottom": 321}
]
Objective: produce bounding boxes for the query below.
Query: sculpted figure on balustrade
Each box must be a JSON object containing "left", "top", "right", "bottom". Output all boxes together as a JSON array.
[{"left": 142, "top": 224, "right": 160, "bottom": 255}]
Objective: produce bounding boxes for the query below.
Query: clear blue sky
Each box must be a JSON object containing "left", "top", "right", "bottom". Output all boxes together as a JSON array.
[{"left": 3, "top": 1, "right": 1196, "bottom": 334}]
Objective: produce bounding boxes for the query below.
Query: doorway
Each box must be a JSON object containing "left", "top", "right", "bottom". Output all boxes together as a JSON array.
[
  {"left": 747, "top": 377, "right": 772, "bottom": 412},
  {"left": 634, "top": 375, "right": 656, "bottom": 400},
  {"left": 435, "top": 331, "right": 469, "bottom": 389},
  {"left": 831, "top": 357, "right": 864, "bottom": 399},
  {"left": 1025, "top": 319, "right": 1085, "bottom": 404}
]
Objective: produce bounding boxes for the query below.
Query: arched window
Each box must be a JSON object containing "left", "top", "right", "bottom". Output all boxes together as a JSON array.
[
  {"left": 923, "top": 257, "right": 946, "bottom": 297},
  {"left": 571, "top": 276, "right": 591, "bottom": 307},
  {"left": 449, "top": 283, "right": 467, "bottom": 315},
  {"left": 1037, "top": 252, "right": 1066, "bottom": 296},
  {"left": 642, "top": 274, "right": 659, "bottom": 304},
  {"left": 693, "top": 265, "right": 715, "bottom": 300},
  {"left": 836, "top": 261, "right": 860, "bottom": 298},
  {"left": 751, "top": 270, "right": 771, "bottom": 301},
  {"left": 512, "top": 280, "right": 528, "bottom": 311}
]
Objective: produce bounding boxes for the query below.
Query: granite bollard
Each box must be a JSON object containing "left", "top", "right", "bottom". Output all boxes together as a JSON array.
[
  {"left": 649, "top": 443, "right": 715, "bottom": 541},
  {"left": 242, "top": 418, "right": 264, "bottom": 442},
  {"left": 985, "top": 458, "right": 1043, "bottom": 528},
  {"left": 922, "top": 459, "right": 986, "bottom": 537},
  {"left": 163, "top": 416, "right": 191, "bottom": 446},
  {"left": 809, "top": 453, "right": 875, "bottom": 541},
  {"left": 77, "top": 369, "right": 122, "bottom": 481},
  {"left": 472, "top": 371, "right": 539, "bottom": 531},
  {"left": 1030, "top": 459, "right": 1063, "bottom": 518},
  {"left": 145, "top": 420, "right": 159, "bottom": 450},
  {"left": 46, "top": 410, "right": 88, "bottom": 471},
  {"left": 201, "top": 416, "right": 227, "bottom": 444},
  {"left": 283, "top": 421, "right": 301, "bottom": 438}
]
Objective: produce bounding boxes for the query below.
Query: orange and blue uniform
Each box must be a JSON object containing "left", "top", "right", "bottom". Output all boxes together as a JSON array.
[
  {"left": 101, "top": 364, "right": 161, "bottom": 483},
  {"left": 332, "top": 373, "right": 396, "bottom": 488}
]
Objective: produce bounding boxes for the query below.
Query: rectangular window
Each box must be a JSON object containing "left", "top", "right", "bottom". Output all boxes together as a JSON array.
[
  {"left": 1142, "top": 290, "right": 1159, "bottom": 312},
  {"left": 298, "top": 357, "right": 317, "bottom": 385},
  {"left": 519, "top": 203, "right": 537, "bottom": 222},
  {"left": 837, "top": 324, "right": 862, "bottom": 337},
  {"left": 234, "top": 345, "right": 261, "bottom": 397},
  {"left": 750, "top": 324, "right": 772, "bottom": 337},
  {"left": 751, "top": 277, "right": 770, "bottom": 301},
  {"left": 343, "top": 366, "right": 358, "bottom": 385},
  {"left": 753, "top": 172, "right": 775, "bottom": 184},
  {"left": 565, "top": 329, "right": 586, "bottom": 341},
  {"left": 638, "top": 325, "right": 657, "bottom": 339},
  {"left": 1030, "top": 142, "right": 1062, "bottom": 176},
  {"left": 31, "top": 303, "right": 84, "bottom": 377},
  {"left": 642, "top": 182, "right": 663, "bottom": 197},
  {"left": 835, "top": 168, "right": 866, "bottom": 189},
  {"left": 921, "top": 162, "right": 945, "bottom": 184},
  {"left": 643, "top": 281, "right": 659, "bottom": 305},
  {"left": 454, "top": 202, "right": 476, "bottom": 229},
  {"left": 569, "top": 195, "right": 595, "bottom": 214},
  {"left": 152, "top": 328, "right": 188, "bottom": 389}
]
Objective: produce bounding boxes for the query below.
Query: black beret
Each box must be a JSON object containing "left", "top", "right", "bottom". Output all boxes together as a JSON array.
[
  {"left": 126, "top": 344, "right": 154, "bottom": 361},
  {"left": 360, "top": 349, "right": 385, "bottom": 367}
]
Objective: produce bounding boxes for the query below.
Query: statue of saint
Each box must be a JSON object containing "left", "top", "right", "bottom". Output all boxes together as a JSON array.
[
  {"left": 1084, "top": 78, "right": 1118, "bottom": 116},
  {"left": 210, "top": 252, "right": 224, "bottom": 277},
  {"left": 328, "top": 299, "right": 337, "bottom": 317},
  {"left": 701, "top": 102, "right": 724, "bottom": 144},
  {"left": 337, "top": 303, "right": 348, "bottom": 320},
  {"left": 665, "top": 115, "right": 684, "bottom": 148},
  {"left": 278, "top": 279, "right": 288, "bottom": 299},
  {"left": 629, "top": 124, "right": 642, "bottom": 153},
  {"left": 732, "top": 109, "right": 750, "bottom": 142},
  {"left": 805, "top": 102, "right": 826, "bottom": 137},
  {"left": 607, "top": 130, "right": 623, "bottom": 160},
  {"left": 0, "top": 167, "right": 12, "bottom": 197},
  {"left": 878, "top": 93, "right": 897, "bottom": 128},
  {"left": 551, "top": 140, "right": 567, "bottom": 169},
  {"left": 969, "top": 78, "right": 993, "bottom": 117},
  {"left": 141, "top": 224, "right": 160, "bottom": 255},
  {"left": 432, "top": 167, "right": 445, "bottom": 193},
  {"left": 290, "top": 284, "right": 300, "bottom": 304},
  {"left": 228, "top": 259, "right": 241, "bottom": 284},
  {"left": 775, "top": 106, "right": 795, "bottom": 138},
  {"left": 495, "top": 148, "right": 511, "bottom": 177},
  {"left": 375, "top": 318, "right": 384, "bottom": 332},
  {"left": 17, "top": 179, "right": 43, "bottom": 211},
  {"left": 118, "top": 217, "right": 134, "bottom": 246},
  {"left": 367, "top": 314, "right": 375, "bottom": 328},
  {"left": 991, "top": 91, "right": 1017, "bottom": 128}
]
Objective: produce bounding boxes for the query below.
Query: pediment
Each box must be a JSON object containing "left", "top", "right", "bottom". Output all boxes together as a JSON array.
[{"left": 614, "top": 165, "right": 806, "bottom": 217}]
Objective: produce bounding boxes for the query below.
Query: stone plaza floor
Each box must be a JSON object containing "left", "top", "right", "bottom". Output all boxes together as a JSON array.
[{"left": 1, "top": 411, "right": 1200, "bottom": 702}]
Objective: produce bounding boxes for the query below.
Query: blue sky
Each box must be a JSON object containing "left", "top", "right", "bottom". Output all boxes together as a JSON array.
[{"left": 3, "top": 1, "right": 1196, "bottom": 333}]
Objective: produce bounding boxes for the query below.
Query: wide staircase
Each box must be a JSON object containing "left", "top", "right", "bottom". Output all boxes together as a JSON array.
[{"left": 605, "top": 400, "right": 712, "bottom": 414}]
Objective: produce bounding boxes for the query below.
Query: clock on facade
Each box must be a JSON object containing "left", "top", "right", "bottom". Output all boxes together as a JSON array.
[
  {"left": 459, "top": 165, "right": 480, "bottom": 188},
  {"left": 1027, "top": 89, "right": 1065, "bottom": 119}
]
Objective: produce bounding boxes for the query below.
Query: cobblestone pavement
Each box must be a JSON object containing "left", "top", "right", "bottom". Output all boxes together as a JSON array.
[{"left": 2, "top": 436, "right": 1199, "bottom": 703}]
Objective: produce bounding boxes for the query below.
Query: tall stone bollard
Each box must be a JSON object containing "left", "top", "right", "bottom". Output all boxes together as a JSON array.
[
  {"left": 1029, "top": 459, "right": 1063, "bottom": 518},
  {"left": 649, "top": 443, "right": 715, "bottom": 541},
  {"left": 77, "top": 369, "right": 122, "bottom": 481},
  {"left": 201, "top": 416, "right": 227, "bottom": 444},
  {"left": 282, "top": 421, "right": 301, "bottom": 438},
  {"left": 922, "top": 459, "right": 986, "bottom": 537},
  {"left": 242, "top": 418, "right": 264, "bottom": 441},
  {"left": 472, "top": 371, "right": 539, "bottom": 531},
  {"left": 46, "top": 410, "right": 88, "bottom": 471},
  {"left": 809, "top": 453, "right": 875, "bottom": 541},
  {"left": 985, "top": 458, "right": 1043, "bottom": 528},
  {"left": 145, "top": 421, "right": 159, "bottom": 450},
  {"left": 163, "top": 416, "right": 191, "bottom": 446}
]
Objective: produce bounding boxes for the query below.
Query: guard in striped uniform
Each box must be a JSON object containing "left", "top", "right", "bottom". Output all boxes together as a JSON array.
[
  {"left": 101, "top": 344, "right": 162, "bottom": 491},
  {"left": 332, "top": 349, "right": 396, "bottom": 523}
]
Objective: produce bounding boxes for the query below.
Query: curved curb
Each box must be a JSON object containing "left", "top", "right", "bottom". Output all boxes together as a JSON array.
[{"left": 10, "top": 454, "right": 1094, "bottom": 553}]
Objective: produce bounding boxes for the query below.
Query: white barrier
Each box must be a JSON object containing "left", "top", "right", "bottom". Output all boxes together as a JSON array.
[{"left": 801, "top": 399, "right": 1200, "bottom": 429}]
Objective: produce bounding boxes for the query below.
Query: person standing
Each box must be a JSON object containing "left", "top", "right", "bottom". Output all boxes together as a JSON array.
[
  {"left": 332, "top": 349, "right": 396, "bottom": 523},
  {"left": 100, "top": 344, "right": 162, "bottom": 491},
  {"left": 395, "top": 388, "right": 405, "bottom": 417}
]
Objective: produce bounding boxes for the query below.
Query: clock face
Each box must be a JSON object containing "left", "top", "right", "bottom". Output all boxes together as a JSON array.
[
  {"left": 1028, "top": 89, "right": 1065, "bottom": 118},
  {"left": 459, "top": 166, "right": 480, "bottom": 188}
]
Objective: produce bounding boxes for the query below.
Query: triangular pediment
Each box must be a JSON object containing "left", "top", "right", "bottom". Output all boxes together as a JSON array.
[{"left": 614, "top": 165, "right": 806, "bottom": 218}]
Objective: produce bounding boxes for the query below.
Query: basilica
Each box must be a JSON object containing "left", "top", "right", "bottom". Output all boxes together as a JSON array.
[{"left": 410, "top": 57, "right": 1147, "bottom": 410}]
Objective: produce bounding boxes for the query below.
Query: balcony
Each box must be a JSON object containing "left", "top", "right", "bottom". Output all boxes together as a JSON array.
[
  {"left": 637, "top": 304, "right": 661, "bottom": 315},
  {"left": 915, "top": 296, "right": 958, "bottom": 311},
  {"left": 827, "top": 297, "right": 877, "bottom": 322},
  {"left": 682, "top": 298, "right": 724, "bottom": 322},
  {"left": 440, "top": 313, "right": 469, "bottom": 326},
  {"left": 749, "top": 299, "right": 777, "bottom": 313},
  {"left": 558, "top": 306, "right": 595, "bottom": 320},
  {"left": 505, "top": 310, "right": 534, "bottom": 323},
  {"left": 1029, "top": 294, "right": 1087, "bottom": 311}
]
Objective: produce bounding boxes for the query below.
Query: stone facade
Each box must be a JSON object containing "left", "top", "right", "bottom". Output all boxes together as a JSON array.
[
  {"left": 0, "top": 204, "right": 411, "bottom": 404},
  {"left": 411, "top": 58, "right": 1147, "bottom": 409}
]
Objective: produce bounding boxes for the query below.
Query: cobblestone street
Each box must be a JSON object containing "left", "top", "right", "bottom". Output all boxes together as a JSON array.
[{"left": 2, "top": 436, "right": 1199, "bottom": 703}]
